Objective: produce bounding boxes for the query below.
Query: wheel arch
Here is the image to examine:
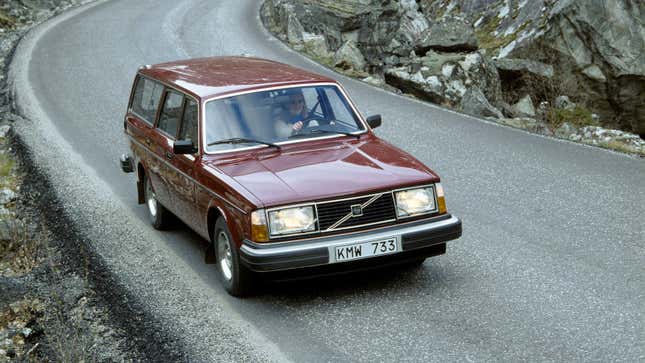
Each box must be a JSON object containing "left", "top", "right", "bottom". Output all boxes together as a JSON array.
[{"left": 205, "top": 201, "right": 240, "bottom": 264}]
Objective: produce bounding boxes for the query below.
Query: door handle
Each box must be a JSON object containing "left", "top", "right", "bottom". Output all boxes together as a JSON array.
[{"left": 165, "top": 151, "right": 174, "bottom": 160}]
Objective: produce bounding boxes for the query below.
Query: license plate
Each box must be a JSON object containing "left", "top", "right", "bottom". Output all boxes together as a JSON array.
[{"left": 330, "top": 236, "right": 400, "bottom": 263}]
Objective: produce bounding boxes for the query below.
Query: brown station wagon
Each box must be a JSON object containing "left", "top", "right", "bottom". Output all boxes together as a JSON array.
[{"left": 120, "top": 56, "right": 462, "bottom": 296}]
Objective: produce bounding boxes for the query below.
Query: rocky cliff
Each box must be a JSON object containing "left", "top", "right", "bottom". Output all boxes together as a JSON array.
[{"left": 262, "top": 0, "right": 645, "bottom": 146}]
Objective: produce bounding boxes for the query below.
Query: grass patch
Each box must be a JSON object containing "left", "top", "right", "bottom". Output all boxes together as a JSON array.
[
  {"left": 547, "top": 105, "right": 597, "bottom": 129},
  {"left": 475, "top": 17, "right": 530, "bottom": 51},
  {"left": 0, "top": 10, "right": 16, "bottom": 29},
  {"left": 0, "top": 221, "right": 45, "bottom": 275},
  {"left": 0, "top": 153, "right": 18, "bottom": 190}
]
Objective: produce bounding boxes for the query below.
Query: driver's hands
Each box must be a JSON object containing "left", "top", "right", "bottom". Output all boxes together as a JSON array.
[{"left": 292, "top": 121, "right": 304, "bottom": 131}]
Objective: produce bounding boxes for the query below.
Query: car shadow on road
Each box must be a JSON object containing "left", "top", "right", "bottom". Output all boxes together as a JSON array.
[{"left": 255, "top": 258, "right": 457, "bottom": 301}]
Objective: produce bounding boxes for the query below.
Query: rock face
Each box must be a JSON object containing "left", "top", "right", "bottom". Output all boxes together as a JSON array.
[
  {"left": 333, "top": 40, "right": 366, "bottom": 72},
  {"left": 262, "top": 0, "right": 645, "bottom": 136},
  {"left": 416, "top": 16, "right": 478, "bottom": 53},
  {"left": 494, "top": 58, "right": 554, "bottom": 79},
  {"left": 513, "top": 95, "right": 536, "bottom": 117},
  {"left": 460, "top": 88, "right": 503, "bottom": 119},
  {"left": 384, "top": 50, "right": 502, "bottom": 108},
  {"left": 302, "top": 33, "right": 332, "bottom": 60},
  {"left": 540, "top": 0, "right": 645, "bottom": 134}
]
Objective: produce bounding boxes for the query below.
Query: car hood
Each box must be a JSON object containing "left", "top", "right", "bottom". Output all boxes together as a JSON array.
[{"left": 206, "top": 137, "right": 439, "bottom": 207}]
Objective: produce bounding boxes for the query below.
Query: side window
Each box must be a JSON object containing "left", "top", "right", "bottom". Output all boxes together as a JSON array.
[
  {"left": 157, "top": 90, "right": 183, "bottom": 138},
  {"left": 131, "top": 76, "right": 163, "bottom": 124},
  {"left": 179, "top": 99, "right": 198, "bottom": 143}
]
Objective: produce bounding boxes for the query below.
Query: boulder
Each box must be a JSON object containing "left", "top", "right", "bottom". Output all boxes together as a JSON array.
[
  {"left": 415, "top": 16, "right": 479, "bottom": 54},
  {"left": 384, "top": 50, "right": 502, "bottom": 107},
  {"left": 0, "top": 188, "right": 16, "bottom": 205},
  {"left": 334, "top": 40, "right": 366, "bottom": 71},
  {"left": 286, "top": 13, "right": 305, "bottom": 44},
  {"left": 460, "top": 88, "right": 504, "bottom": 119},
  {"left": 499, "top": 101, "right": 519, "bottom": 118},
  {"left": 385, "top": 67, "right": 445, "bottom": 104},
  {"left": 554, "top": 95, "right": 575, "bottom": 110},
  {"left": 302, "top": 33, "right": 331, "bottom": 60},
  {"left": 0, "top": 218, "right": 23, "bottom": 242},
  {"left": 358, "top": 0, "right": 429, "bottom": 65},
  {"left": 494, "top": 58, "right": 554, "bottom": 79},
  {"left": 0, "top": 125, "right": 10, "bottom": 138},
  {"left": 262, "top": 0, "right": 374, "bottom": 50},
  {"left": 581, "top": 65, "right": 606, "bottom": 83},
  {"left": 512, "top": 94, "right": 536, "bottom": 117}
]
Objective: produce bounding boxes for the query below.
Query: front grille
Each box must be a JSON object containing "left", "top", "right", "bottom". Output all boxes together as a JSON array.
[{"left": 317, "top": 193, "right": 396, "bottom": 231}]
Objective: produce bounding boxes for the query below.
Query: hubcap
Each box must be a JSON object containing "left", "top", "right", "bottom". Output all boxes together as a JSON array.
[
  {"left": 145, "top": 179, "right": 157, "bottom": 218},
  {"left": 217, "top": 231, "right": 233, "bottom": 282}
]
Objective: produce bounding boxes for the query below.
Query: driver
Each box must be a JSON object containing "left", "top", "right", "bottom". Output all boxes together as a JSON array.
[{"left": 274, "top": 89, "right": 309, "bottom": 138}]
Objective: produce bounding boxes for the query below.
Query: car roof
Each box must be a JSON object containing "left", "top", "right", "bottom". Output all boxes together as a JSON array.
[{"left": 138, "top": 56, "right": 337, "bottom": 101}]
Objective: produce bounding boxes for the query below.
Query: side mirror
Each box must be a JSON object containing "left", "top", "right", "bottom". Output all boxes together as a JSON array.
[
  {"left": 366, "top": 114, "right": 382, "bottom": 129},
  {"left": 173, "top": 139, "right": 197, "bottom": 154}
]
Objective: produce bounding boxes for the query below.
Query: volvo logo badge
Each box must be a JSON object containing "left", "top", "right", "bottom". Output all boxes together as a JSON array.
[{"left": 351, "top": 204, "right": 363, "bottom": 217}]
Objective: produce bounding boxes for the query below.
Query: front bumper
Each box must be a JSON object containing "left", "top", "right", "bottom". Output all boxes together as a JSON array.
[{"left": 239, "top": 214, "right": 461, "bottom": 273}]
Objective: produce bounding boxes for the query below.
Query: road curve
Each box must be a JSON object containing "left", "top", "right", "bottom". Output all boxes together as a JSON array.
[{"left": 11, "top": 0, "right": 645, "bottom": 361}]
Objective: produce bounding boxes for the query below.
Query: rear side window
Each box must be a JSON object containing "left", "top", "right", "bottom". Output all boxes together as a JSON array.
[
  {"left": 157, "top": 90, "right": 184, "bottom": 138},
  {"left": 179, "top": 99, "right": 198, "bottom": 143},
  {"left": 131, "top": 76, "right": 163, "bottom": 124}
]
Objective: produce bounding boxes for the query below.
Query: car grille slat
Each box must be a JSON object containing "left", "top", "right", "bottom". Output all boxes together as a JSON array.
[{"left": 317, "top": 193, "right": 396, "bottom": 231}]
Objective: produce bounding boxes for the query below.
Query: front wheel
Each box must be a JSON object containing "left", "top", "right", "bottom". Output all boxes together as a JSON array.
[
  {"left": 144, "top": 174, "right": 171, "bottom": 229},
  {"left": 214, "top": 218, "right": 254, "bottom": 297}
]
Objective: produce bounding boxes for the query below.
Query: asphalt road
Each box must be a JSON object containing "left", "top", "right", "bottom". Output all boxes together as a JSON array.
[{"left": 11, "top": 0, "right": 645, "bottom": 361}]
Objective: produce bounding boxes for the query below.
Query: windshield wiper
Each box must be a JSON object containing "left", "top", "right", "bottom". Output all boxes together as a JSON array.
[
  {"left": 308, "top": 128, "right": 361, "bottom": 139},
  {"left": 207, "top": 137, "right": 281, "bottom": 149}
]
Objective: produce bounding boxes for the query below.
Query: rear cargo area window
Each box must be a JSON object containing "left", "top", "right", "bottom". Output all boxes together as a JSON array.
[{"left": 131, "top": 76, "right": 163, "bottom": 124}]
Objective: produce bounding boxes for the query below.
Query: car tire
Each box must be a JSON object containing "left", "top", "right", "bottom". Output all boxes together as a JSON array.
[
  {"left": 143, "top": 173, "right": 171, "bottom": 230},
  {"left": 214, "top": 218, "right": 254, "bottom": 297}
]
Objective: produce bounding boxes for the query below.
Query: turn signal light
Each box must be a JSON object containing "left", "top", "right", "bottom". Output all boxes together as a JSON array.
[
  {"left": 251, "top": 210, "right": 269, "bottom": 242},
  {"left": 435, "top": 183, "right": 447, "bottom": 214}
]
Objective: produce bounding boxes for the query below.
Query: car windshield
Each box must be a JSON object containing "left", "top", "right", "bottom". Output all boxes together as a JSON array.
[{"left": 204, "top": 85, "right": 365, "bottom": 152}]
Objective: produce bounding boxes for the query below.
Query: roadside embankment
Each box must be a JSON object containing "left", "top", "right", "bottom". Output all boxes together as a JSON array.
[
  {"left": 261, "top": 0, "right": 645, "bottom": 157},
  {"left": 0, "top": 1, "right": 145, "bottom": 360}
]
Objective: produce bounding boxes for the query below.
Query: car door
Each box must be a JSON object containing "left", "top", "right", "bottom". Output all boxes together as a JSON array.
[
  {"left": 125, "top": 75, "right": 166, "bottom": 202},
  {"left": 168, "top": 97, "right": 199, "bottom": 229},
  {"left": 149, "top": 88, "right": 184, "bottom": 210}
]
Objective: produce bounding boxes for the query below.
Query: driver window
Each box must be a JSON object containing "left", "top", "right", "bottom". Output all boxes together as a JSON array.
[{"left": 158, "top": 90, "right": 183, "bottom": 138}]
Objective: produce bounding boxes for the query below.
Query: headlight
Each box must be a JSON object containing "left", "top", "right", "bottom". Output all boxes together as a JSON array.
[
  {"left": 268, "top": 206, "right": 316, "bottom": 236},
  {"left": 395, "top": 187, "right": 436, "bottom": 217}
]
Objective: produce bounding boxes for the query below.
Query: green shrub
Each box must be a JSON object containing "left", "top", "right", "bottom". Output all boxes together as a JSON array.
[{"left": 547, "top": 105, "right": 597, "bottom": 129}]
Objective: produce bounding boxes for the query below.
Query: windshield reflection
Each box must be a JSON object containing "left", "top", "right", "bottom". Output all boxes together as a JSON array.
[{"left": 204, "top": 85, "right": 365, "bottom": 152}]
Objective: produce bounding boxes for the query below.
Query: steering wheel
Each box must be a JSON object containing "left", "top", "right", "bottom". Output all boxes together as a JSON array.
[{"left": 291, "top": 115, "right": 327, "bottom": 136}]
